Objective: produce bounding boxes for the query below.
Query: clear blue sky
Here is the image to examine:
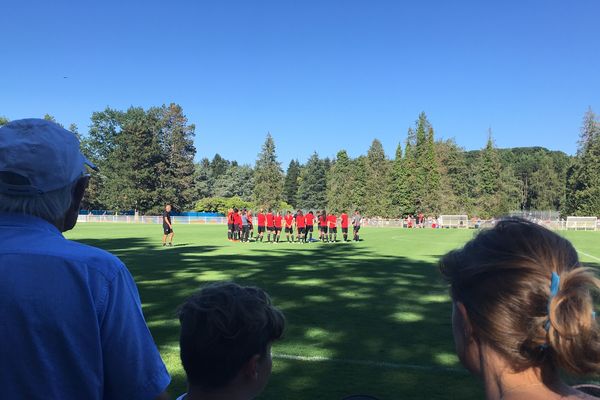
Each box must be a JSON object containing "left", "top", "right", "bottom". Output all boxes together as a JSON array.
[{"left": 2, "top": 0, "right": 599, "bottom": 166}]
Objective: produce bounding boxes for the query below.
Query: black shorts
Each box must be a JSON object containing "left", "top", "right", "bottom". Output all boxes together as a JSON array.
[
  {"left": 234, "top": 224, "right": 241, "bottom": 232},
  {"left": 163, "top": 226, "right": 172, "bottom": 234},
  {"left": 320, "top": 226, "right": 328, "bottom": 234},
  {"left": 274, "top": 227, "right": 281, "bottom": 234},
  {"left": 285, "top": 227, "right": 293, "bottom": 234},
  {"left": 330, "top": 227, "right": 337, "bottom": 233},
  {"left": 297, "top": 227, "right": 306, "bottom": 235},
  {"left": 258, "top": 226, "right": 265, "bottom": 233},
  {"left": 228, "top": 223, "right": 234, "bottom": 231},
  {"left": 342, "top": 227, "right": 348, "bottom": 233},
  {"left": 267, "top": 226, "right": 275, "bottom": 232},
  {"left": 353, "top": 225, "right": 361, "bottom": 232},
  {"left": 306, "top": 225, "right": 313, "bottom": 232}
]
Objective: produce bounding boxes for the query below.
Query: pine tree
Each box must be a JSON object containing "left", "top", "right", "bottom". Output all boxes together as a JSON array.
[
  {"left": 351, "top": 156, "right": 368, "bottom": 213},
  {"left": 297, "top": 152, "right": 327, "bottom": 210},
  {"left": 155, "top": 103, "right": 197, "bottom": 211},
  {"left": 254, "top": 133, "right": 284, "bottom": 210},
  {"left": 194, "top": 158, "right": 214, "bottom": 199},
  {"left": 364, "top": 139, "right": 392, "bottom": 217},
  {"left": 283, "top": 159, "right": 301, "bottom": 207},
  {"left": 475, "top": 131, "right": 502, "bottom": 217},
  {"left": 391, "top": 143, "right": 412, "bottom": 216},
  {"left": 327, "top": 150, "right": 356, "bottom": 214},
  {"left": 565, "top": 108, "right": 600, "bottom": 216},
  {"left": 213, "top": 165, "right": 254, "bottom": 201}
]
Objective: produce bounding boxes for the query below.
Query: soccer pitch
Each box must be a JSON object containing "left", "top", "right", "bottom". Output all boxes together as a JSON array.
[{"left": 65, "top": 224, "right": 600, "bottom": 400}]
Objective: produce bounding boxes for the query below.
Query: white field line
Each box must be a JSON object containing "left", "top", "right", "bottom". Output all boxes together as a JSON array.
[
  {"left": 578, "top": 251, "right": 600, "bottom": 262},
  {"left": 161, "top": 345, "right": 465, "bottom": 374}
]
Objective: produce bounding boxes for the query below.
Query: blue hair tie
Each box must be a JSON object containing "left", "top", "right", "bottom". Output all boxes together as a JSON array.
[{"left": 544, "top": 272, "right": 561, "bottom": 332}]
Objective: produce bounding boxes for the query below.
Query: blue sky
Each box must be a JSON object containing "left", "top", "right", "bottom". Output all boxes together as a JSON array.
[{"left": 1, "top": 1, "right": 599, "bottom": 166}]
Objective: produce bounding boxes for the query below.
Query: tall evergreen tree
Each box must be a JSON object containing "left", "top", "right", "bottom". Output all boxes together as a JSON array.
[
  {"left": 213, "top": 165, "right": 254, "bottom": 201},
  {"left": 327, "top": 150, "right": 356, "bottom": 213},
  {"left": 565, "top": 108, "right": 600, "bottom": 216},
  {"left": 297, "top": 152, "right": 327, "bottom": 210},
  {"left": 364, "top": 139, "right": 392, "bottom": 217},
  {"left": 475, "top": 131, "right": 502, "bottom": 217},
  {"left": 351, "top": 156, "right": 368, "bottom": 213},
  {"left": 253, "top": 133, "right": 284, "bottom": 210},
  {"left": 194, "top": 158, "right": 214, "bottom": 199},
  {"left": 283, "top": 159, "right": 301, "bottom": 207},
  {"left": 155, "top": 103, "right": 197, "bottom": 211},
  {"left": 391, "top": 143, "right": 412, "bottom": 216}
]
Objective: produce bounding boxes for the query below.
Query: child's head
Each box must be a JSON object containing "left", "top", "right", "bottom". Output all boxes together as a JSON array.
[
  {"left": 178, "top": 282, "right": 285, "bottom": 397},
  {"left": 440, "top": 218, "right": 600, "bottom": 377}
]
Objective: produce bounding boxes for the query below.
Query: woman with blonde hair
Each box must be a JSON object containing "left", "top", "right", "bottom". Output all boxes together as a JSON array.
[{"left": 440, "top": 218, "right": 600, "bottom": 400}]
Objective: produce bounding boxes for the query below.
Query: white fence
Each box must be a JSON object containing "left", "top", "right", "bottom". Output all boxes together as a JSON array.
[{"left": 77, "top": 214, "right": 600, "bottom": 231}]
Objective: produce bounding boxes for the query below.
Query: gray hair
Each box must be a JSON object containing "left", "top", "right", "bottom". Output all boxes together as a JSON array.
[{"left": 0, "top": 181, "right": 77, "bottom": 223}]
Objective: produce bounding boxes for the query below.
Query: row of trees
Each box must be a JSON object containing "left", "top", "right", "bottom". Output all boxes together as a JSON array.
[{"left": 1, "top": 108, "right": 597, "bottom": 218}]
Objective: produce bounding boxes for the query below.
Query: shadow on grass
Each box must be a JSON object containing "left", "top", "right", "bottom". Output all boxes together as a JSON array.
[{"left": 74, "top": 236, "right": 485, "bottom": 400}]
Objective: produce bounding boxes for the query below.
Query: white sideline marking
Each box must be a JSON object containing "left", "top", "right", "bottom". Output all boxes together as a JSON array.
[
  {"left": 161, "top": 345, "right": 464, "bottom": 374},
  {"left": 579, "top": 251, "right": 600, "bottom": 262}
]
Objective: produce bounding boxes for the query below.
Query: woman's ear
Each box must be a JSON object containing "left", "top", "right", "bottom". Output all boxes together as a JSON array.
[
  {"left": 456, "top": 301, "right": 474, "bottom": 342},
  {"left": 242, "top": 354, "right": 261, "bottom": 381}
]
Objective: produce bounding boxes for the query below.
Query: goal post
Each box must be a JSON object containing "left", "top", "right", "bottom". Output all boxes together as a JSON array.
[
  {"left": 439, "top": 215, "right": 469, "bottom": 229},
  {"left": 566, "top": 216, "right": 598, "bottom": 231}
]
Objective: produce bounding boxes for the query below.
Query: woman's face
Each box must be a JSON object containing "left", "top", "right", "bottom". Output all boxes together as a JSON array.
[{"left": 452, "top": 301, "right": 481, "bottom": 376}]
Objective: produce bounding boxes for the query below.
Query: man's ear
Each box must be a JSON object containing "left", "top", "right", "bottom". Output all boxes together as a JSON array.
[
  {"left": 242, "top": 354, "right": 262, "bottom": 381},
  {"left": 456, "top": 301, "right": 474, "bottom": 342}
]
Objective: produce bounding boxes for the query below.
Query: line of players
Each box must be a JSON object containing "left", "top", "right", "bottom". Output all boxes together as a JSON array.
[{"left": 227, "top": 209, "right": 362, "bottom": 243}]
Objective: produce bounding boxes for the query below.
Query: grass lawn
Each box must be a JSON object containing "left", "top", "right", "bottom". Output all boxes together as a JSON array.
[{"left": 65, "top": 224, "right": 600, "bottom": 400}]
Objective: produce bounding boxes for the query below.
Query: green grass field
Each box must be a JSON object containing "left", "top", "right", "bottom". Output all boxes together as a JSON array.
[{"left": 65, "top": 224, "right": 600, "bottom": 400}]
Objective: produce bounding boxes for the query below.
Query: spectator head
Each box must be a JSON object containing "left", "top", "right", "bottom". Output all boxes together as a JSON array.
[
  {"left": 0, "top": 119, "right": 97, "bottom": 232},
  {"left": 440, "top": 217, "right": 600, "bottom": 379},
  {"left": 178, "top": 282, "right": 285, "bottom": 398}
]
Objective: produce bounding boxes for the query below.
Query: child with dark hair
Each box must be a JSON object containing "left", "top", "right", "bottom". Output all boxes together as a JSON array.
[
  {"left": 176, "top": 282, "right": 285, "bottom": 400},
  {"left": 440, "top": 218, "right": 600, "bottom": 400}
]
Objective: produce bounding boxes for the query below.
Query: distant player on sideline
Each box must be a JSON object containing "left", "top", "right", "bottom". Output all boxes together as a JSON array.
[
  {"left": 340, "top": 211, "right": 349, "bottom": 242},
  {"left": 305, "top": 211, "right": 315, "bottom": 242},
  {"left": 295, "top": 210, "right": 306, "bottom": 243},
  {"left": 266, "top": 210, "right": 275, "bottom": 242},
  {"left": 319, "top": 210, "right": 328, "bottom": 242},
  {"left": 257, "top": 209, "right": 266, "bottom": 242},
  {"left": 284, "top": 211, "right": 294, "bottom": 242},
  {"left": 163, "top": 204, "right": 174, "bottom": 246},
  {"left": 352, "top": 210, "right": 362, "bottom": 241},
  {"left": 247, "top": 209, "right": 254, "bottom": 239},
  {"left": 327, "top": 212, "right": 338, "bottom": 242},
  {"left": 274, "top": 211, "right": 283, "bottom": 243}
]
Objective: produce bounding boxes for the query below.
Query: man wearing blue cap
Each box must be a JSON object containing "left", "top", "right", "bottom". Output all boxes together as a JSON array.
[{"left": 0, "top": 119, "right": 170, "bottom": 400}]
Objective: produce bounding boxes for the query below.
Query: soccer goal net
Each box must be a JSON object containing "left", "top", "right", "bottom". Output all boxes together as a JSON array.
[
  {"left": 439, "top": 215, "right": 469, "bottom": 229},
  {"left": 566, "top": 216, "right": 598, "bottom": 231}
]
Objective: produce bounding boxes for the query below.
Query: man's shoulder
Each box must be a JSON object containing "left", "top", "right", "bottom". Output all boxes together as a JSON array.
[{"left": 61, "top": 239, "right": 126, "bottom": 277}]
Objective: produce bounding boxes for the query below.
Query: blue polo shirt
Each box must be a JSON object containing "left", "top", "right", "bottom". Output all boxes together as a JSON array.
[{"left": 0, "top": 213, "right": 170, "bottom": 399}]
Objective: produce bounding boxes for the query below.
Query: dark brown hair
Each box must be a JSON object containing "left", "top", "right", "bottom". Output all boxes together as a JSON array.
[
  {"left": 178, "top": 282, "right": 285, "bottom": 390},
  {"left": 440, "top": 218, "right": 600, "bottom": 375}
]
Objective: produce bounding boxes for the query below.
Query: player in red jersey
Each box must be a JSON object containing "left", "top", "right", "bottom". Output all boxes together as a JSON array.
[
  {"left": 295, "top": 210, "right": 306, "bottom": 243},
  {"left": 265, "top": 210, "right": 275, "bottom": 242},
  {"left": 284, "top": 211, "right": 295, "bottom": 242},
  {"left": 233, "top": 208, "right": 242, "bottom": 241},
  {"left": 227, "top": 208, "right": 234, "bottom": 241},
  {"left": 318, "top": 210, "right": 328, "bottom": 242},
  {"left": 274, "top": 211, "right": 283, "bottom": 243},
  {"left": 304, "top": 211, "right": 315, "bottom": 242},
  {"left": 327, "top": 212, "right": 337, "bottom": 242},
  {"left": 256, "top": 209, "right": 266, "bottom": 242},
  {"left": 340, "top": 211, "right": 349, "bottom": 242}
]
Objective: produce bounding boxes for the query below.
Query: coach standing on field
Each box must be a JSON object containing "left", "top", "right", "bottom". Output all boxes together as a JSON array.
[{"left": 0, "top": 119, "right": 170, "bottom": 400}]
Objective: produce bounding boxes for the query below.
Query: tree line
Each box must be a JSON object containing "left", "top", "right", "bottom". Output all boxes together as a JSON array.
[{"left": 1, "top": 108, "right": 598, "bottom": 218}]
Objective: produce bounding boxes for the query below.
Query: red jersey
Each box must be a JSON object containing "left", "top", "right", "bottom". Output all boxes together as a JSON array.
[
  {"left": 341, "top": 213, "right": 349, "bottom": 228},
  {"left": 296, "top": 215, "right": 306, "bottom": 228},
  {"left": 274, "top": 215, "right": 283, "bottom": 228},
  {"left": 257, "top": 213, "right": 266, "bottom": 226},
  {"left": 285, "top": 215, "right": 294, "bottom": 227},
  {"left": 266, "top": 213, "right": 274, "bottom": 227},
  {"left": 305, "top": 213, "right": 314, "bottom": 226},
  {"left": 318, "top": 215, "right": 327, "bottom": 227},
  {"left": 227, "top": 211, "right": 234, "bottom": 224},
  {"left": 247, "top": 212, "right": 253, "bottom": 225},
  {"left": 327, "top": 215, "right": 337, "bottom": 228},
  {"left": 234, "top": 213, "right": 242, "bottom": 225}
]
